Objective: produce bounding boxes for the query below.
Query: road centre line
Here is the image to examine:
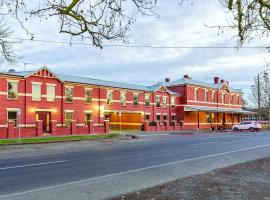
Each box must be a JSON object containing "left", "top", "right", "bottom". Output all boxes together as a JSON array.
[{"left": 0, "top": 160, "right": 68, "bottom": 170}]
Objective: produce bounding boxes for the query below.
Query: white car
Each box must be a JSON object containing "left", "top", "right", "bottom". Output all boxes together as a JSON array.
[{"left": 232, "top": 121, "right": 261, "bottom": 132}]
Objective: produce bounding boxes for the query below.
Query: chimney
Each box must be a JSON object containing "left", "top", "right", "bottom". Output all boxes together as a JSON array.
[
  {"left": 183, "top": 74, "right": 191, "bottom": 79},
  {"left": 165, "top": 77, "right": 170, "bottom": 83},
  {"left": 214, "top": 77, "right": 219, "bottom": 84},
  {"left": 220, "top": 79, "right": 225, "bottom": 83}
]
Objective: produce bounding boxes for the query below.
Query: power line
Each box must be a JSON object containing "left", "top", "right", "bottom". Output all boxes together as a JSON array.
[{"left": 1, "top": 36, "right": 269, "bottom": 49}]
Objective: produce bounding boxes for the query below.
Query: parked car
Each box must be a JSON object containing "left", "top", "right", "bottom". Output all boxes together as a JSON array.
[{"left": 232, "top": 121, "right": 262, "bottom": 132}]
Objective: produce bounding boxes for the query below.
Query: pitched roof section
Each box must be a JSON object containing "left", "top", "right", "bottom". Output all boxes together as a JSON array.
[
  {"left": 0, "top": 67, "right": 242, "bottom": 94},
  {"left": 168, "top": 77, "right": 243, "bottom": 94}
]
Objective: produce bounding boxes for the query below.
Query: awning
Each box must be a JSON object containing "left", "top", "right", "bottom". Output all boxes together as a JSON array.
[{"left": 184, "top": 106, "right": 256, "bottom": 115}]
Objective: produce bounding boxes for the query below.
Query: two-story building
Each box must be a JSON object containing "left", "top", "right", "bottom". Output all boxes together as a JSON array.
[{"left": 0, "top": 67, "right": 250, "bottom": 138}]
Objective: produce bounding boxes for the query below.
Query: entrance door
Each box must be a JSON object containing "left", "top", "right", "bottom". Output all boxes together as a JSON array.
[{"left": 36, "top": 112, "right": 51, "bottom": 133}]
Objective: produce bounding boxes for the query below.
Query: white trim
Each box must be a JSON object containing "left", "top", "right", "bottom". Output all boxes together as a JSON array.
[
  {"left": 46, "top": 83, "right": 57, "bottom": 86},
  {"left": 64, "top": 110, "right": 74, "bottom": 113},
  {"left": 84, "top": 110, "right": 93, "bottom": 113},
  {"left": 7, "top": 79, "right": 19, "bottom": 83},
  {"left": 65, "top": 85, "right": 74, "bottom": 88},
  {"left": 31, "top": 81, "right": 42, "bottom": 85},
  {"left": 35, "top": 109, "right": 53, "bottom": 112},
  {"left": 6, "top": 108, "right": 20, "bottom": 111}
]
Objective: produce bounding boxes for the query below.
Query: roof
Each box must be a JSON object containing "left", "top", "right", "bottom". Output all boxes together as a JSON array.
[
  {"left": 168, "top": 78, "right": 243, "bottom": 94},
  {"left": 0, "top": 68, "right": 242, "bottom": 94},
  {"left": 184, "top": 105, "right": 254, "bottom": 114}
]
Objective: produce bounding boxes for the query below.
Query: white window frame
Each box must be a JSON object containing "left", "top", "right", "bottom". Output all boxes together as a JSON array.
[
  {"left": 107, "top": 90, "right": 113, "bottom": 105},
  {"left": 46, "top": 84, "right": 56, "bottom": 102},
  {"left": 195, "top": 89, "right": 198, "bottom": 101},
  {"left": 145, "top": 94, "right": 150, "bottom": 107},
  {"left": 7, "top": 80, "right": 18, "bottom": 100},
  {"left": 162, "top": 96, "right": 167, "bottom": 108},
  {"left": 65, "top": 86, "right": 73, "bottom": 103},
  {"left": 120, "top": 91, "right": 127, "bottom": 106},
  {"left": 85, "top": 88, "right": 92, "bottom": 104},
  {"left": 32, "top": 82, "right": 42, "bottom": 101}
]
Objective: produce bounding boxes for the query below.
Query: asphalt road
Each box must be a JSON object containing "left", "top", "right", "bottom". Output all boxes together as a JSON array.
[{"left": 1, "top": 131, "right": 270, "bottom": 200}]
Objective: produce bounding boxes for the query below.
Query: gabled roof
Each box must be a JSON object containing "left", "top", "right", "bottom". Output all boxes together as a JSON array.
[
  {"left": 147, "top": 82, "right": 180, "bottom": 96},
  {"left": 168, "top": 77, "right": 243, "bottom": 94}
]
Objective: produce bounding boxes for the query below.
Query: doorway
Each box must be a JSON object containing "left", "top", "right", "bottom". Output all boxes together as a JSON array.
[{"left": 36, "top": 112, "right": 51, "bottom": 133}]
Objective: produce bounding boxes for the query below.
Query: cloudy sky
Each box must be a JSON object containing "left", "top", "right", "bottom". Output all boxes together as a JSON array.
[{"left": 4, "top": 0, "right": 270, "bottom": 100}]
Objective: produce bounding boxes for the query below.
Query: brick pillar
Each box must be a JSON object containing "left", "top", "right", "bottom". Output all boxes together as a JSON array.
[
  {"left": 51, "top": 120, "right": 57, "bottom": 135},
  {"left": 164, "top": 120, "right": 169, "bottom": 131},
  {"left": 156, "top": 121, "right": 160, "bottom": 131},
  {"left": 144, "top": 121, "right": 149, "bottom": 132},
  {"left": 7, "top": 121, "right": 15, "bottom": 139},
  {"left": 104, "top": 120, "right": 110, "bottom": 133},
  {"left": 88, "top": 120, "right": 94, "bottom": 134},
  {"left": 36, "top": 120, "right": 43, "bottom": 137},
  {"left": 173, "top": 121, "right": 177, "bottom": 131},
  {"left": 71, "top": 120, "right": 77, "bottom": 135}
]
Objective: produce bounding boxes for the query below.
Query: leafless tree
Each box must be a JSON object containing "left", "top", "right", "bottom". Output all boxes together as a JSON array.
[
  {"left": 0, "top": 21, "right": 17, "bottom": 65},
  {"left": 220, "top": 0, "right": 270, "bottom": 45},
  {"left": 1, "top": 0, "right": 158, "bottom": 48}
]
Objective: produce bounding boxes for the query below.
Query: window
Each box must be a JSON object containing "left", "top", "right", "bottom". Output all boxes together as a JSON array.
[
  {"left": 162, "top": 96, "right": 167, "bottom": 108},
  {"left": 47, "top": 85, "right": 55, "bottom": 102},
  {"left": 133, "top": 93, "right": 139, "bottom": 106},
  {"left": 145, "top": 94, "right": 150, "bottom": 107},
  {"left": 65, "top": 87, "right": 73, "bottom": 103},
  {"left": 163, "top": 114, "right": 167, "bottom": 121},
  {"left": 32, "top": 83, "right": 41, "bottom": 101},
  {"left": 156, "top": 114, "right": 161, "bottom": 121},
  {"left": 156, "top": 96, "right": 161, "bottom": 107},
  {"left": 205, "top": 91, "right": 208, "bottom": 102},
  {"left": 195, "top": 89, "right": 198, "bottom": 101},
  {"left": 212, "top": 92, "right": 215, "bottom": 103},
  {"left": 206, "top": 113, "right": 214, "bottom": 123},
  {"left": 7, "top": 81, "right": 18, "bottom": 100},
  {"left": 85, "top": 113, "right": 92, "bottom": 125},
  {"left": 65, "top": 112, "right": 73, "bottom": 126},
  {"left": 222, "top": 93, "right": 225, "bottom": 104},
  {"left": 238, "top": 95, "right": 240, "bottom": 105},
  {"left": 107, "top": 90, "right": 113, "bottom": 104},
  {"left": 120, "top": 92, "right": 126, "bottom": 106},
  {"left": 171, "top": 97, "right": 175, "bottom": 108},
  {"left": 171, "top": 115, "right": 176, "bottom": 121},
  {"left": 145, "top": 114, "right": 150, "bottom": 121},
  {"left": 85, "top": 88, "right": 92, "bottom": 104},
  {"left": 7, "top": 111, "right": 18, "bottom": 127},
  {"left": 231, "top": 95, "right": 234, "bottom": 104}
]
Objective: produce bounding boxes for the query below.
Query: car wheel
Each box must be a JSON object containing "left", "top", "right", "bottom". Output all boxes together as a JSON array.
[
  {"left": 249, "top": 127, "right": 254, "bottom": 132},
  {"left": 233, "top": 127, "right": 238, "bottom": 132}
]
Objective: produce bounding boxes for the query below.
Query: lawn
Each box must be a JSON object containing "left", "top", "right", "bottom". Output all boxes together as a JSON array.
[{"left": 0, "top": 134, "right": 118, "bottom": 145}]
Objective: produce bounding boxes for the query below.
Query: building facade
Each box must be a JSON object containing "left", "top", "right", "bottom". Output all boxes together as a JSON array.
[{"left": 0, "top": 67, "right": 248, "bottom": 138}]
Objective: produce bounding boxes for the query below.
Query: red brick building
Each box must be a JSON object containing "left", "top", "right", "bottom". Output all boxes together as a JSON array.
[{"left": 0, "top": 67, "right": 249, "bottom": 138}]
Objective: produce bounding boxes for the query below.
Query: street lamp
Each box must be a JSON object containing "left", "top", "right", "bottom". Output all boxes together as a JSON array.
[{"left": 17, "top": 110, "right": 21, "bottom": 143}]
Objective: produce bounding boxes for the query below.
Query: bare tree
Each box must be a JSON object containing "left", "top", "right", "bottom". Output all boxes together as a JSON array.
[
  {"left": 0, "top": 21, "right": 17, "bottom": 65},
  {"left": 1, "top": 0, "right": 158, "bottom": 48},
  {"left": 220, "top": 0, "right": 270, "bottom": 45}
]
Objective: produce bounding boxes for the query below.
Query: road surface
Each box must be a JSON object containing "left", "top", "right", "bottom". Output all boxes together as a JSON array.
[{"left": 1, "top": 131, "right": 270, "bottom": 200}]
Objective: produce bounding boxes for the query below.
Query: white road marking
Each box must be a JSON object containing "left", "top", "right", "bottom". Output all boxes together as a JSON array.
[
  {"left": 1, "top": 143, "right": 270, "bottom": 199},
  {"left": 0, "top": 160, "right": 68, "bottom": 170},
  {"left": 190, "top": 141, "right": 218, "bottom": 146}
]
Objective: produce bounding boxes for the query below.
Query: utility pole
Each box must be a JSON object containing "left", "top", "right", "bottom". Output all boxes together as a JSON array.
[{"left": 258, "top": 73, "right": 261, "bottom": 121}]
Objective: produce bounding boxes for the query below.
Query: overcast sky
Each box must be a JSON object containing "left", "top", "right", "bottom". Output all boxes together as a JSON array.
[{"left": 4, "top": 0, "right": 270, "bottom": 100}]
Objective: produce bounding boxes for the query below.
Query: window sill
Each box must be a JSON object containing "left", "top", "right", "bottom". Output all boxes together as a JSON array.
[
  {"left": 7, "top": 98, "right": 18, "bottom": 101},
  {"left": 32, "top": 99, "right": 41, "bottom": 102}
]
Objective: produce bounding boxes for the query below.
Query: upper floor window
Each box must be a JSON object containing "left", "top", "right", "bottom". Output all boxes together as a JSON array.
[
  {"left": 237, "top": 95, "right": 240, "bottom": 105},
  {"left": 120, "top": 92, "right": 126, "bottom": 106},
  {"left": 222, "top": 93, "right": 225, "bottom": 104},
  {"left": 205, "top": 91, "right": 208, "bottom": 102},
  {"left": 231, "top": 95, "right": 234, "bottom": 105},
  {"left": 7, "top": 81, "right": 18, "bottom": 100},
  {"left": 133, "top": 93, "right": 139, "bottom": 106},
  {"left": 212, "top": 92, "right": 215, "bottom": 103},
  {"left": 162, "top": 96, "right": 167, "bottom": 108},
  {"left": 32, "top": 82, "right": 42, "bottom": 101},
  {"left": 195, "top": 89, "right": 198, "bottom": 101},
  {"left": 145, "top": 94, "right": 150, "bottom": 107},
  {"left": 65, "top": 87, "right": 73, "bottom": 103},
  {"left": 46, "top": 84, "right": 55, "bottom": 102},
  {"left": 85, "top": 88, "right": 92, "bottom": 104},
  {"left": 156, "top": 96, "right": 161, "bottom": 107},
  {"left": 107, "top": 90, "right": 113, "bottom": 105},
  {"left": 171, "top": 97, "right": 175, "bottom": 108}
]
